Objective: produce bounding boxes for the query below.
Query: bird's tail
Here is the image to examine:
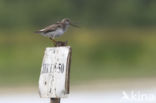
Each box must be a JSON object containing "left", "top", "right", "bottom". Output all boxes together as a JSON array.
[{"left": 35, "top": 30, "right": 43, "bottom": 34}]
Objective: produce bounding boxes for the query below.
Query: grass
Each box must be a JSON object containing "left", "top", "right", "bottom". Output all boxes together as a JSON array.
[{"left": 0, "top": 28, "right": 156, "bottom": 86}]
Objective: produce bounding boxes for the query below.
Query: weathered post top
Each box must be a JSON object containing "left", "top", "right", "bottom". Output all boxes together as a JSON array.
[{"left": 39, "top": 46, "right": 71, "bottom": 98}]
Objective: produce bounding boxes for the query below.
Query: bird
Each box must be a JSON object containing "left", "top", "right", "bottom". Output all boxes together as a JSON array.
[{"left": 35, "top": 18, "right": 78, "bottom": 45}]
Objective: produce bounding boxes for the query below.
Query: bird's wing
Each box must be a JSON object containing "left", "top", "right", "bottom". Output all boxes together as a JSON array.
[
  {"left": 42, "top": 24, "right": 58, "bottom": 33},
  {"left": 35, "top": 23, "right": 61, "bottom": 33}
]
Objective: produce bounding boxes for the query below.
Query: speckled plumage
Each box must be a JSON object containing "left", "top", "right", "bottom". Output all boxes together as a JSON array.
[{"left": 35, "top": 18, "right": 71, "bottom": 39}]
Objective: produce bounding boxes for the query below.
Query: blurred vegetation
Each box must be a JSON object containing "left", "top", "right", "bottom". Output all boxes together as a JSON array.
[
  {"left": 0, "top": 0, "right": 156, "bottom": 29},
  {"left": 0, "top": 0, "right": 156, "bottom": 86}
]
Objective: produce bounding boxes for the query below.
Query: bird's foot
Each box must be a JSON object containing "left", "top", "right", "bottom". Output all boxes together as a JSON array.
[
  {"left": 54, "top": 41, "right": 68, "bottom": 47},
  {"left": 49, "top": 38, "right": 68, "bottom": 47}
]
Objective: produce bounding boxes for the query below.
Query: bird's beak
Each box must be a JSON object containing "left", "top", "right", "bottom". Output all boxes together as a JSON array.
[{"left": 70, "top": 22, "right": 79, "bottom": 28}]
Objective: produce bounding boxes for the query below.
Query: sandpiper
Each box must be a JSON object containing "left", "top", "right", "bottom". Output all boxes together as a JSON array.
[{"left": 35, "top": 18, "right": 78, "bottom": 45}]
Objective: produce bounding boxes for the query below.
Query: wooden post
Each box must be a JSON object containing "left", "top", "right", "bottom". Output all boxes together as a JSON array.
[
  {"left": 50, "top": 98, "right": 60, "bottom": 103},
  {"left": 39, "top": 42, "right": 71, "bottom": 103}
]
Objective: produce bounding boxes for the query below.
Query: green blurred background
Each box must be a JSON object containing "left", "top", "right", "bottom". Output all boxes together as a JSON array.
[{"left": 0, "top": 0, "right": 156, "bottom": 86}]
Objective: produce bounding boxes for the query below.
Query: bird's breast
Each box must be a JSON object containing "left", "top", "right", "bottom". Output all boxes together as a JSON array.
[{"left": 55, "top": 28, "right": 64, "bottom": 37}]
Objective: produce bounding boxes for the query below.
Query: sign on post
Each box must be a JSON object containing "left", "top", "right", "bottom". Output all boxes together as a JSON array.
[{"left": 39, "top": 46, "right": 71, "bottom": 98}]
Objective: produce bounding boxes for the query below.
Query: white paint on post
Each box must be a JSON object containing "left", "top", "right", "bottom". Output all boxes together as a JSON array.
[{"left": 39, "top": 46, "right": 71, "bottom": 98}]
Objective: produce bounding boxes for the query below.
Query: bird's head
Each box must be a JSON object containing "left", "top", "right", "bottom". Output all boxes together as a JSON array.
[
  {"left": 61, "top": 18, "right": 79, "bottom": 28},
  {"left": 61, "top": 18, "right": 70, "bottom": 25}
]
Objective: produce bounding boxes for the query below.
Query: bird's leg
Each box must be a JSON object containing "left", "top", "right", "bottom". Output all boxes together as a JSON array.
[
  {"left": 49, "top": 37, "right": 57, "bottom": 45},
  {"left": 50, "top": 37, "right": 68, "bottom": 47}
]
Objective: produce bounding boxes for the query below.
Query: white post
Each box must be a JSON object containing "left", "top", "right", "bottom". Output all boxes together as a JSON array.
[{"left": 39, "top": 46, "right": 72, "bottom": 103}]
